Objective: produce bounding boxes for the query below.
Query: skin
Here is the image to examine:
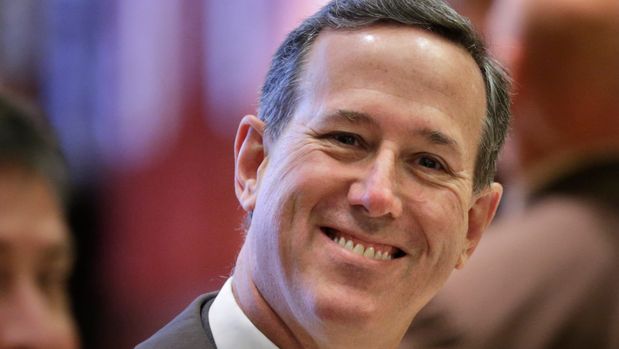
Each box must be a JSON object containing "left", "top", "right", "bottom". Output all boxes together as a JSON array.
[
  {"left": 233, "top": 25, "right": 502, "bottom": 349},
  {"left": 0, "top": 166, "right": 78, "bottom": 349}
]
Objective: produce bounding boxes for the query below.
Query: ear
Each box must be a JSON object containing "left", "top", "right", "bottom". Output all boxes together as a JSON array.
[
  {"left": 455, "top": 182, "right": 503, "bottom": 269},
  {"left": 234, "top": 115, "right": 266, "bottom": 212}
]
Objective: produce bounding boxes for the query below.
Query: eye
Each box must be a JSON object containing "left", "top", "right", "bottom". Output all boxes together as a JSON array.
[
  {"left": 37, "top": 270, "right": 69, "bottom": 297},
  {"left": 328, "top": 132, "right": 364, "bottom": 147},
  {"left": 415, "top": 155, "right": 446, "bottom": 172}
]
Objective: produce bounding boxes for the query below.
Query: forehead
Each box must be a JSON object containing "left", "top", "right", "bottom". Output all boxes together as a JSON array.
[
  {"left": 296, "top": 25, "right": 487, "bottom": 157},
  {"left": 304, "top": 25, "right": 485, "bottom": 112},
  {"left": 0, "top": 168, "right": 71, "bottom": 263}
]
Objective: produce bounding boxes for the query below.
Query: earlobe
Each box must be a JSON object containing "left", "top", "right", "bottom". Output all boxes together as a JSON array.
[
  {"left": 455, "top": 182, "right": 503, "bottom": 269},
  {"left": 234, "top": 115, "right": 266, "bottom": 212}
]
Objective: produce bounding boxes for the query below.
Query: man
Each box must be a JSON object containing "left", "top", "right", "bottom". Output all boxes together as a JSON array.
[
  {"left": 0, "top": 92, "right": 79, "bottom": 348},
  {"left": 137, "top": 0, "right": 510, "bottom": 348},
  {"left": 403, "top": 0, "right": 619, "bottom": 348}
]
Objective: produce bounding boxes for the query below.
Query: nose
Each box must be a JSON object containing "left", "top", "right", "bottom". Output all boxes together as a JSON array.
[
  {"left": 347, "top": 150, "right": 403, "bottom": 218},
  {"left": 0, "top": 282, "right": 67, "bottom": 349}
]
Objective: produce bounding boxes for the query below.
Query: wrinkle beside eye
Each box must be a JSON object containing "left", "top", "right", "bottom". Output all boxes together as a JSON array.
[{"left": 406, "top": 161, "right": 471, "bottom": 194}]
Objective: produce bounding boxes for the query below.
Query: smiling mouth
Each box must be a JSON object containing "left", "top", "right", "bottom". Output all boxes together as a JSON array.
[{"left": 320, "top": 227, "right": 405, "bottom": 261}]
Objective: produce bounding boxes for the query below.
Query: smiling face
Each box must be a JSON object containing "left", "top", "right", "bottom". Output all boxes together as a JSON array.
[
  {"left": 234, "top": 25, "right": 501, "bottom": 348},
  {"left": 0, "top": 167, "right": 78, "bottom": 349}
]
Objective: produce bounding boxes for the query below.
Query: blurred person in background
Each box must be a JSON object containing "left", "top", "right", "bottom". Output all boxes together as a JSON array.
[
  {"left": 136, "top": 0, "right": 511, "bottom": 348},
  {"left": 401, "top": 0, "right": 619, "bottom": 348},
  {"left": 0, "top": 91, "right": 78, "bottom": 349}
]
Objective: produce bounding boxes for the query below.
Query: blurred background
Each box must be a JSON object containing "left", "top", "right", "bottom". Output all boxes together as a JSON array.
[
  {"left": 0, "top": 0, "right": 330, "bottom": 347},
  {"left": 4, "top": 0, "right": 617, "bottom": 348}
]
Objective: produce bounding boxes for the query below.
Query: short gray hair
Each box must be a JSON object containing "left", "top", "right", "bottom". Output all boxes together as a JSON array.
[{"left": 258, "top": 0, "right": 511, "bottom": 191}]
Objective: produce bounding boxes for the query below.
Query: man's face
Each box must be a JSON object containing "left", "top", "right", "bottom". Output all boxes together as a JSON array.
[
  {"left": 0, "top": 167, "right": 78, "bottom": 349},
  {"left": 237, "top": 25, "right": 498, "bottom": 344}
]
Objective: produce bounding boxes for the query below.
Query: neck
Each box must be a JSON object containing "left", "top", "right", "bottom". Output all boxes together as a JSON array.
[
  {"left": 232, "top": 244, "right": 309, "bottom": 349},
  {"left": 231, "top": 244, "right": 406, "bottom": 349}
]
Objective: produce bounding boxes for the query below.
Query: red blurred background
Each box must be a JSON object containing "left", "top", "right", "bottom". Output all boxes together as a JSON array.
[{"left": 0, "top": 1, "right": 328, "bottom": 347}]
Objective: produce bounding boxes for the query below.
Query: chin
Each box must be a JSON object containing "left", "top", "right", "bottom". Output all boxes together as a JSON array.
[{"left": 305, "top": 282, "right": 385, "bottom": 326}]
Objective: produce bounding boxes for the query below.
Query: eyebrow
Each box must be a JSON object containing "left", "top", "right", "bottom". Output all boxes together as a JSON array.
[
  {"left": 0, "top": 239, "right": 75, "bottom": 266},
  {"left": 416, "top": 128, "right": 459, "bottom": 148},
  {"left": 325, "top": 109, "right": 462, "bottom": 154},
  {"left": 326, "top": 109, "right": 378, "bottom": 126}
]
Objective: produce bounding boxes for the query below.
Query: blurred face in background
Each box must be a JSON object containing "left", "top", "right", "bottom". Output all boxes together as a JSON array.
[{"left": 0, "top": 166, "right": 78, "bottom": 349}]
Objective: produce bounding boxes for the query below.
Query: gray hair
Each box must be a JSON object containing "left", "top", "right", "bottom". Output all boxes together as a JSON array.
[{"left": 258, "top": 0, "right": 511, "bottom": 192}]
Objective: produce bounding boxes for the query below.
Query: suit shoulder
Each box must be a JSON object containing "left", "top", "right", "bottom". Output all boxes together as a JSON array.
[{"left": 135, "top": 292, "right": 218, "bottom": 349}]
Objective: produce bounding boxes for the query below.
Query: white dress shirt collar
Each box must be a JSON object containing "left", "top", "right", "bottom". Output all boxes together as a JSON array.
[{"left": 209, "top": 278, "right": 278, "bottom": 349}]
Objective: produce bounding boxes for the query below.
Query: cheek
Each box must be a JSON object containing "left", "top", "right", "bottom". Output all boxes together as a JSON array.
[
  {"left": 251, "top": 150, "right": 324, "bottom": 261},
  {"left": 258, "top": 143, "right": 335, "bottom": 216},
  {"left": 62, "top": 328, "right": 80, "bottom": 349},
  {"left": 411, "top": 186, "right": 469, "bottom": 258},
  {"left": 415, "top": 185, "right": 467, "bottom": 228},
  {"left": 49, "top": 313, "right": 79, "bottom": 349}
]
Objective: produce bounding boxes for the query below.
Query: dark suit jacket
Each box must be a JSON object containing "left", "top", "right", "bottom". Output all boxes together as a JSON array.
[{"left": 135, "top": 292, "right": 218, "bottom": 349}]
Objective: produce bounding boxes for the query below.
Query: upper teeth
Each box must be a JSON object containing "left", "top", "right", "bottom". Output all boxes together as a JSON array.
[{"left": 333, "top": 236, "right": 393, "bottom": 260}]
